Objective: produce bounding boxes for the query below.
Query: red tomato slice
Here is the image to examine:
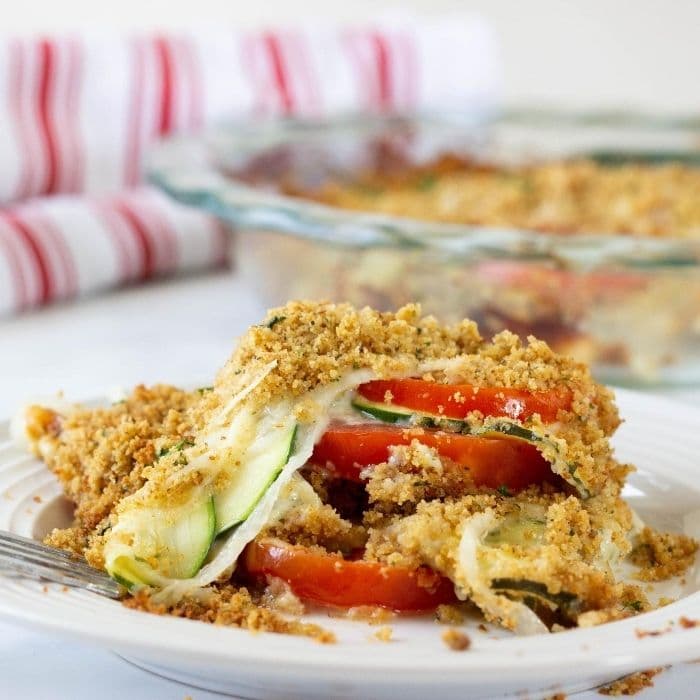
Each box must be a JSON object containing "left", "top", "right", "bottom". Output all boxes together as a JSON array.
[
  {"left": 311, "top": 423, "right": 553, "bottom": 490},
  {"left": 243, "top": 538, "right": 457, "bottom": 611},
  {"left": 357, "top": 378, "right": 571, "bottom": 423},
  {"left": 475, "top": 261, "right": 648, "bottom": 298}
]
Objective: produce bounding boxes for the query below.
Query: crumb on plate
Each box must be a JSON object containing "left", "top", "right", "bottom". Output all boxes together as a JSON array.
[
  {"left": 372, "top": 626, "right": 393, "bottom": 642},
  {"left": 441, "top": 628, "right": 471, "bottom": 651},
  {"left": 598, "top": 668, "right": 664, "bottom": 696}
]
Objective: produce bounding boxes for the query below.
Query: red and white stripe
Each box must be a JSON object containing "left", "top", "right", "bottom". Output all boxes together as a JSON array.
[
  {"left": 94, "top": 198, "right": 143, "bottom": 285},
  {"left": 1, "top": 41, "right": 27, "bottom": 200},
  {"left": 0, "top": 19, "right": 495, "bottom": 201},
  {"left": 172, "top": 36, "right": 205, "bottom": 132},
  {"left": 8, "top": 39, "right": 45, "bottom": 200},
  {"left": 0, "top": 210, "right": 56, "bottom": 307},
  {"left": 0, "top": 190, "right": 229, "bottom": 315},
  {"left": 124, "top": 37, "right": 149, "bottom": 188},
  {"left": 0, "top": 17, "right": 497, "bottom": 316},
  {"left": 0, "top": 217, "right": 30, "bottom": 313},
  {"left": 342, "top": 28, "right": 421, "bottom": 113},
  {"left": 7, "top": 39, "right": 87, "bottom": 199}
]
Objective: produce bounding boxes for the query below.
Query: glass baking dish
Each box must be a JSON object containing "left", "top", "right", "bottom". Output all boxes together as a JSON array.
[{"left": 149, "top": 110, "right": 700, "bottom": 386}]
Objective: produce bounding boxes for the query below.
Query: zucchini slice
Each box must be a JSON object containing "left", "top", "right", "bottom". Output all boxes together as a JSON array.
[
  {"left": 483, "top": 513, "right": 547, "bottom": 547},
  {"left": 105, "top": 421, "right": 297, "bottom": 587},
  {"left": 457, "top": 510, "right": 550, "bottom": 634},
  {"left": 100, "top": 366, "right": 373, "bottom": 595},
  {"left": 351, "top": 396, "right": 416, "bottom": 423},
  {"left": 469, "top": 420, "right": 588, "bottom": 498},
  {"left": 482, "top": 512, "right": 580, "bottom": 622},
  {"left": 215, "top": 424, "right": 297, "bottom": 534},
  {"left": 351, "top": 396, "right": 588, "bottom": 497},
  {"left": 490, "top": 578, "right": 579, "bottom": 613},
  {"left": 105, "top": 496, "right": 216, "bottom": 588},
  {"left": 458, "top": 507, "right": 582, "bottom": 631}
]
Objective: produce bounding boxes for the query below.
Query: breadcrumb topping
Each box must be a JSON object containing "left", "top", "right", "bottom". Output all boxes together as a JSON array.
[
  {"left": 435, "top": 604, "right": 466, "bottom": 625},
  {"left": 209, "top": 302, "right": 622, "bottom": 497},
  {"left": 207, "top": 301, "right": 482, "bottom": 419},
  {"left": 20, "top": 301, "right": 698, "bottom": 639},
  {"left": 312, "top": 159, "right": 700, "bottom": 240},
  {"left": 125, "top": 584, "right": 336, "bottom": 643},
  {"left": 598, "top": 668, "right": 664, "bottom": 696},
  {"left": 33, "top": 385, "right": 200, "bottom": 564},
  {"left": 363, "top": 441, "right": 483, "bottom": 514},
  {"left": 630, "top": 527, "right": 699, "bottom": 582}
]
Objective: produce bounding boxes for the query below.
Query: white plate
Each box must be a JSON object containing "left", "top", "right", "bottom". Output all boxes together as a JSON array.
[{"left": 0, "top": 388, "right": 699, "bottom": 700}]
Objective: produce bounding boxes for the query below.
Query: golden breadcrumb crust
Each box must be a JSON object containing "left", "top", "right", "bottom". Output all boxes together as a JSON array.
[
  {"left": 262, "top": 495, "right": 366, "bottom": 554},
  {"left": 630, "top": 527, "right": 699, "bottom": 582},
  {"left": 205, "top": 301, "right": 482, "bottom": 418},
  {"left": 311, "top": 159, "right": 700, "bottom": 239},
  {"left": 598, "top": 668, "right": 664, "bottom": 696},
  {"left": 27, "top": 385, "right": 199, "bottom": 559},
  {"left": 363, "top": 441, "right": 486, "bottom": 515},
  {"left": 361, "top": 481, "right": 646, "bottom": 628},
  {"left": 124, "top": 584, "right": 336, "bottom": 643}
]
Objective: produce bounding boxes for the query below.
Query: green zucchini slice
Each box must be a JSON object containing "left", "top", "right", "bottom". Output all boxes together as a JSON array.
[
  {"left": 475, "top": 511, "right": 580, "bottom": 626},
  {"left": 351, "top": 396, "right": 416, "bottom": 423},
  {"left": 105, "top": 496, "right": 216, "bottom": 588},
  {"left": 490, "top": 578, "right": 579, "bottom": 613},
  {"left": 483, "top": 513, "right": 547, "bottom": 547},
  {"left": 351, "top": 395, "right": 588, "bottom": 497},
  {"left": 214, "top": 424, "right": 297, "bottom": 534}
]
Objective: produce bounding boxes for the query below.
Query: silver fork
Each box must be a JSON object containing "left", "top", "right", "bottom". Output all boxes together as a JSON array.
[{"left": 0, "top": 530, "right": 124, "bottom": 599}]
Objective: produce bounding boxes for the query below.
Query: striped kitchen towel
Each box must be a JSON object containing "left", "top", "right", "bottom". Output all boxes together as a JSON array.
[
  {"left": 0, "top": 16, "right": 498, "bottom": 315},
  {"left": 0, "top": 189, "right": 228, "bottom": 316}
]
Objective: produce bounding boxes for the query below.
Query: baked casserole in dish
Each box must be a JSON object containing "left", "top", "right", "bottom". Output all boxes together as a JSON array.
[{"left": 149, "top": 111, "right": 700, "bottom": 384}]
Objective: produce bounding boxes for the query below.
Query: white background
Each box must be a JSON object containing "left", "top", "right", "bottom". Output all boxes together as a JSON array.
[{"left": 3, "top": 0, "right": 700, "bottom": 112}]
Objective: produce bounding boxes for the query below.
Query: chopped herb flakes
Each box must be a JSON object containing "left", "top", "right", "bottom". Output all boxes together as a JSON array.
[
  {"left": 158, "top": 438, "right": 194, "bottom": 458},
  {"left": 265, "top": 315, "right": 286, "bottom": 329},
  {"left": 416, "top": 173, "right": 437, "bottom": 191}
]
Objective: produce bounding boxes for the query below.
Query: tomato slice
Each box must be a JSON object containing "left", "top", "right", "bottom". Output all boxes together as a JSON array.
[
  {"left": 311, "top": 423, "right": 553, "bottom": 490},
  {"left": 475, "top": 261, "right": 648, "bottom": 299},
  {"left": 357, "top": 378, "right": 571, "bottom": 423},
  {"left": 243, "top": 538, "right": 457, "bottom": 611}
]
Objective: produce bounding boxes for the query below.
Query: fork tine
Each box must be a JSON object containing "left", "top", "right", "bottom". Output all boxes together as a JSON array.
[
  {"left": 0, "top": 530, "right": 79, "bottom": 561},
  {"left": 0, "top": 537, "right": 113, "bottom": 583},
  {"left": 0, "top": 559, "right": 123, "bottom": 598},
  {"left": 0, "top": 530, "right": 123, "bottom": 599},
  {"left": 0, "top": 538, "right": 99, "bottom": 574},
  {"left": 0, "top": 543, "right": 112, "bottom": 584},
  {"left": 0, "top": 551, "right": 124, "bottom": 598}
]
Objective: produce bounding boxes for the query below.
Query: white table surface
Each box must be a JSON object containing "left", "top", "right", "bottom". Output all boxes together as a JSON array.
[{"left": 1, "top": 270, "right": 699, "bottom": 699}]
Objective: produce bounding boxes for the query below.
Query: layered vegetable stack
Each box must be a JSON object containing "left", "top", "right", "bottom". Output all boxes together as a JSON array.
[{"left": 23, "top": 302, "right": 697, "bottom": 634}]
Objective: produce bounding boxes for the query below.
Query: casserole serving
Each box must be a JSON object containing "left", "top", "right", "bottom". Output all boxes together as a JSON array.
[{"left": 18, "top": 301, "right": 696, "bottom": 636}]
